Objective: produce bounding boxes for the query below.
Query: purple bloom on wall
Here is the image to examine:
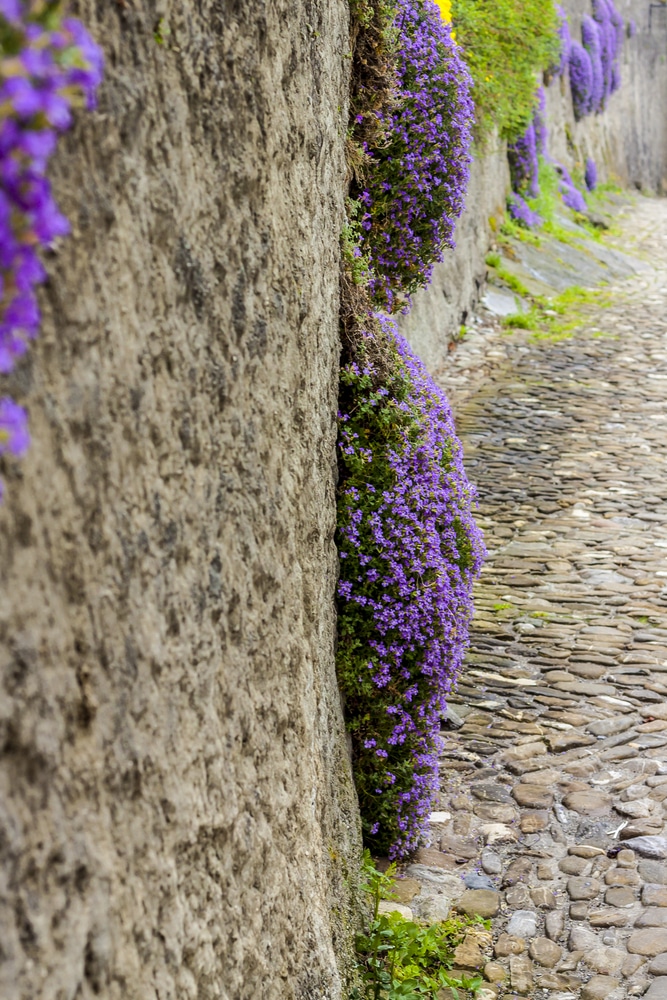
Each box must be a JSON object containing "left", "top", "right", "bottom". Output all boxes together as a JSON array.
[
  {"left": 557, "top": 163, "right": 587, "bottom": 212},
  {"left": 0, "top": 397, "right": 29, "bottom": 457},
  {"left": 353, "top": 0, "right": 474, "bottom": 312},
  {"left": 508, "top": 192, "right": 542, "bottom": 229},
  {"left": 508, "top": 121, "right": 539, "bottom": 199},
  {"left": 628, "top": 19, "right": 637, "bottom": 38},
  {"left": 585, "top": 157, "right": 598, "bottom": 191},
  {"left": 337, "top": 318, "right": 484, "bottom": 857},
  {"left": 582, "top": 15, "right": 604, "bottom": 113},
  {"left": 0, "top": 1, "right": 103, "bottom": 498},
  {"left": 569, "top": 41, "right": 594, "bottom": 120}
]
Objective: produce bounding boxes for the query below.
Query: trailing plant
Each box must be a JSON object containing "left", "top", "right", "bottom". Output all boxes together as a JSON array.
[
  {"left": 568, "top": 0, "right": 624, "bottom": 121},
  {"left": 350, "top": 0, "right": 474, "bottom": 312},
  {"left": 0, "top": 0, "right": 103, "bottom": 498},
  {"left": 450, "top": 0, "right": 559, "bottom": 142},
  {"left": 336, "top": 318, "right": 484, "bottom": 858},
  {"left": 351, "top": 852, "right": 487, "bottom": 999}
]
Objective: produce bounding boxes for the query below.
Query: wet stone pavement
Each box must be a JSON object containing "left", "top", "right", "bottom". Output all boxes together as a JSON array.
[{"left": 391, "top": 197, "right": 667, "bottom": 1000}]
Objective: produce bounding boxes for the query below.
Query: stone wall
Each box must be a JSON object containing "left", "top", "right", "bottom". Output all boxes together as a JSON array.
[
  {"left": 401, "top": 0, "right": 667, "bottom": 371},
  {"left": 0, "top": 3, "right": 361, "bottom": 999}
]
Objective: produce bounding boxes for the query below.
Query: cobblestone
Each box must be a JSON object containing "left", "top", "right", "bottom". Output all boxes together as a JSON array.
[{"left": 397, "top": 197, "right": 667, "bottom": 998}]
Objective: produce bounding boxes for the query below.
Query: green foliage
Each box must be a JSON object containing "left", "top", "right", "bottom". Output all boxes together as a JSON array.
[
  {"left": 502, "top": 285, "right": 612, "bottom": 340},
  {"left": 351, "top": 853, "right": 488, "bottom": 1000},
  {"left": 343, "top": 198, "right": 375, "bottom": 288},
  {"left": 451, "top": 0, "right": 559, "bottom": 142}
]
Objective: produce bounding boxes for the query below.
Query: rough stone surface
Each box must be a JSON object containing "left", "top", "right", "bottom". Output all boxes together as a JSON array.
[
  {"left": 645, "top": 978, "right": 667, "bottom": 1000},
  {"left": 457, "top": 890, "right": 501, "bottom": 918},
  {"left": 628, "top": 929, "right": 667, "bottom": 957},
  {"left": 0, "top": 3, "right": 360, "bottom": 999},
  {"left": 581, "top": 976, "right": 622, "bottom": 1000},
  {"left": 528, "top": 937, "right": 562, "bottom": 968}
]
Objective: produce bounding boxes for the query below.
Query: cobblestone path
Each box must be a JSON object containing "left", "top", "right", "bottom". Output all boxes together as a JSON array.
[{"left": 392, "top": 198, "right": 667, "bottom": 1000}]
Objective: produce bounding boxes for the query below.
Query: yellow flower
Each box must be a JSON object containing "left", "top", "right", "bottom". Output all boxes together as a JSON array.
[{"left": 434, "top": 0, "right": 452, "bottom": 22}]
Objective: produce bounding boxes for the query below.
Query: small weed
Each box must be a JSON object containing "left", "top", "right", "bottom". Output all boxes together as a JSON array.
[
  {"left": 352, "top": 852, "right": 489, "bottom": 999},
  {"left": 493, "top": 601, "right": 513, "bottom": 611}
]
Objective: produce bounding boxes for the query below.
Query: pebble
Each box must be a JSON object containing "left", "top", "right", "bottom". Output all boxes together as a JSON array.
[
  {"left": 559, "top": 856, "right": 591, "bottom": 875},
  {"left": 640, "top": 860, "right": 667, "bottom": 884},
  {"left": 509, "top": 954, "right": 534, "bottom": 994},
  {"left": 563, "top": 791, "right": 611, "bottom": 815},
  {"left": 645, "top": 978, "right": 667, "bottom": 1000},
  {"left": 494, "top": 933, "right": 526, "bottom": 957},
  {"left": 456, "top": 889, "right": 501, "bottom": 918},
  {"left": 568, "top": 876, "right": 601, "bottom": 900},
  {"left": 624, "top": 836, "right": 667, "bottom": 859},
  {"left": 483, "top": 961, "right": 507, "bottom": 983},
  {"left": 650, "top": 955, "right": 667, "bottom": 976},
  {"left": 481, "top": 850, "right": 502, "bottom": 875},
  {"left": 605, "top": 886, "right": 637, "bottom": 907},
  {"left": 529, "top": 937, "right": 562, "bottom": 967},
  {"left": 637, "top": 910, "right": 667, "bottom": 928},
  {"left": 512, "top": 784, "right": 554, "bottom": 808},
  {"left": 531, "top": 886, "right": 557, "bottom": 908},
  {"left": 586, "top": 945, "right": 626, "bottom": 975},
  {"left": 506, "top": 910, "right": 538, "bottom": 938},
  {"left": 581, "top": 976, "right": 622, "bottom": 1000},
  {"left": 645, "top": 885, "right": 667, "bottom": 906},
  {"left": 628, "top": 928, "right": 667, "bottom": 956},
  {"left": 545, "top": 909, "right": 565, "bottom": 941},
  {"left": 589, "top": 909, "right": 630, "bottom": 927},
  {"left": 464, "top": 873, "right": 495, "bottom": 890}
]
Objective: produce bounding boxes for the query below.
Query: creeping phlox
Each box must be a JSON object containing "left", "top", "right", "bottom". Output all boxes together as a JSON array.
[
  {"left": 352, "top": 0, "right": 473, "bottom": 312},
  {"left": 0, "top": 0, "right": 102, "bottom": 498},
  {"left": 337, "top": 319, "right": 484, "bottom": 858},
  {"left": 571, "top": 0, "right": 624, "bottom": 120}
]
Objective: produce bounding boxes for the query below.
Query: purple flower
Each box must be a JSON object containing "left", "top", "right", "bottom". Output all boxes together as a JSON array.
[
  {"left": 508, "top": 121, "right": 539, "bottom": 199},
  {"left": 585, "top": 157, "right": 598, "bottom": 191},
  {"left": 569, "top": 41, "right": 594, "bottom": 120},
  {"left": 628, "top": 19, "right": 637, "bottom": 38},
  {"left": 0, "top": 3, "right": 103, "bottom": 498},
  {"left": 582, "top": 16, "right": 604, "bottom": 113},
  {"left": 337, "top": 318, "right": 484, "bottom": 857},
  {"left": 351, "top": 0, "right": 474, "bottom": 311},
  {"left": 0, "top": 397, "right": 29, "bottom": 456},
  {"left": 508, "top": 191, "right": 542, "bottom": 229},
  {"left": 557, "top": 163, "right": 587, "bottom": 212}
]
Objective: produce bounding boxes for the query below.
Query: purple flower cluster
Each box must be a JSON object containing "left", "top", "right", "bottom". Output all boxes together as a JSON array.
[
  {"left": 508, "top": 120, "right": 539, "bottom": 200},
  {"left": 569, "top": 0, "right": 624, "bottom": 120},
  {"left": 585, "top": 157, "right": 598, "bottom": 191},
  {"left": 569, "top": 41, "right": 594, "bottom": 120},
  {"left": 508, "top": 191, "right": 542, "bottom": 229},
  {"left": 628, "top": 19, "right": 637, "bottom": 38},
  {"left": 337, "top": 319, "right": 484, "bottom": 857},
  {"left": 354, "top": 0, "right": 474, "bottom": 311},
  {"left": 581, "top": 15, "right": 604, "bottom": 112},
  {"left": 557, "top": 162, "right": 587, "bottom": 212},
  {"left": 0, "top": 0, "right": 102, "bottom": 495}
]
